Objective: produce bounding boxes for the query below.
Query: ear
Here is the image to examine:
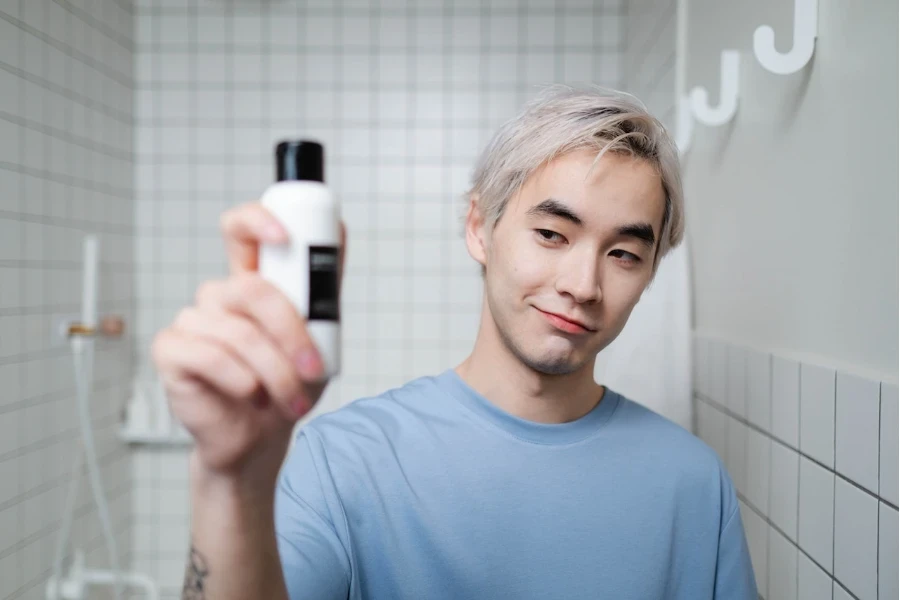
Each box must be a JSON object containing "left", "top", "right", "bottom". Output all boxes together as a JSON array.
[{"left": 464, "top": 194, "right": 489, "bottom": 268}]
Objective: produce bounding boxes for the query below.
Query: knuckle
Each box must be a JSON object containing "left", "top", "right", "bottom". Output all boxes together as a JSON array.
[
  {"left": 235, "top": 273, "right": 271, "bottom": 303},
  {"left": 271, "top": 369, "right": 300, "bottom": 401},
  {"left": 173, "top": 307, "right": 197, "bottom": 330},
  {"left": 194, "top": 280, "right": 220, "bottom": 306},
  {"left": 233, "top": 373, "right": 260, "bottom": 401},
  {"left": 199, "top": 345, "right": 230, "bottom": 376},
  {"left": 231, "top": 318, "right": 261, "bottom": 350}
]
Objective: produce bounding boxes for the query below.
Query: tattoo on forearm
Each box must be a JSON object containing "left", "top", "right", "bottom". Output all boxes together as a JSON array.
[{"left": 182, "top": 544, "right": 209, "bottom": 599}]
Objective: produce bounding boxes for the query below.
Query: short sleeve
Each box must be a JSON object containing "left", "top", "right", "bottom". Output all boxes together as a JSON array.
[
  {"left": 713, "top": 498, "right": 758, "bottom": 599},
  {"left": 275, "top": 429, "right": 352, "bottom": 600}
]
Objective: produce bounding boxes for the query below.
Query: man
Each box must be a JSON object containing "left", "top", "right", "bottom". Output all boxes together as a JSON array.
[{"left": 153, "top": 86, "right": 757, "bottom": 599}]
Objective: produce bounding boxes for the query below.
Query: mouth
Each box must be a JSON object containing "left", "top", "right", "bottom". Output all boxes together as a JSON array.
[{"left": 534, "top": 308, "right": 596, "bottom": 335}]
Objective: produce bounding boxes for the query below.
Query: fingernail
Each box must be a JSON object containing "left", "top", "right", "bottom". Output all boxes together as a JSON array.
[
  {"left": 295, "top": 350, "right": 323, "bottom": 379},
  {"left": 292, "top": 396, "right": 310, "bottom": 417}
]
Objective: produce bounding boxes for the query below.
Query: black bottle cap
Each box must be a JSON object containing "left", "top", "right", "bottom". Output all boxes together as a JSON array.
[{"left": 276, "top": 140, "right": 324, "bottom": 183}]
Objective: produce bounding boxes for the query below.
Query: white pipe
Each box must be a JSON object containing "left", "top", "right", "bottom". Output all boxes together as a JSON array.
[
  {"left": 72, "top": 337, "right": 123, "bottom": 600},
  {"left": 81, "top": 235, "right": 98, "bottom": 328},
  {"left": 50, "top": 447, "right": 85, "bottom": 595}
]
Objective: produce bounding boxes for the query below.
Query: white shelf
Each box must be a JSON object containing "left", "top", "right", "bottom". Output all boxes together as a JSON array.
[{"left": 118, "top": 428, "right": 193, "bottom": 447}]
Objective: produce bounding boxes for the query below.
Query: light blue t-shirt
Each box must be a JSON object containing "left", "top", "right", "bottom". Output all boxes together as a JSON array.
[{"left": 275, "top": 370, "right": 757, "bottom": 599}]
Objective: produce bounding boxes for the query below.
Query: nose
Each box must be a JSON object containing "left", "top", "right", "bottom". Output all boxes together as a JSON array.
[{"left": 555, "top": 250, "right": 602, "bottom": 305}]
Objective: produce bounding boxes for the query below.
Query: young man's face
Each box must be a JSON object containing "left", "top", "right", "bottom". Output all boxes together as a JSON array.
[{"left": 467, "top": 148, "right": 667, "bottom": 376}]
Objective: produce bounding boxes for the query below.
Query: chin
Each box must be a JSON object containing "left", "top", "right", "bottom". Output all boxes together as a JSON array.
[
  {"left": 526, "top": 358, "right": 581, "bottom": 376},
  {"left": 515, "top": 343, "right": 586, "bottom": 376}
]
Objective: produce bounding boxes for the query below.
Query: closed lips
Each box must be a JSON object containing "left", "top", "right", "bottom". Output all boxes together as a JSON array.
[{"left": 537, "top": 309, "right": 595, "bottom": 331}]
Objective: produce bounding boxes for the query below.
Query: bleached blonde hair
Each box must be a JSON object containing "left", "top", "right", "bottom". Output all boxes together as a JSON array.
[{"left": 468, "top": 85, "right": 684, "bottom": 269}]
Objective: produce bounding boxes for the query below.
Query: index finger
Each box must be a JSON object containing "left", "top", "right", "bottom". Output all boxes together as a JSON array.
[{"left": 220, "top": 203, "right": 289, "bottom": 274}]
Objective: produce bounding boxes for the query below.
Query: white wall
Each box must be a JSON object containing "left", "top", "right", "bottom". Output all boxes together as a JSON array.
[
  {"left": 624, "top": 1, "right": 898, "bottom": 598},
  {"left": 684, "top": 0, "right": 897, "bottom": 379},
  {"left": 0, "top": 0, "right": 136, "bottom": 598},
  {"left": 131, "top": 0, "right": 624, "bottom": 595}
]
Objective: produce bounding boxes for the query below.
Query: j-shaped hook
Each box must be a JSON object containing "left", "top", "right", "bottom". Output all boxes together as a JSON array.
[
  {"left": 753, "top": 0, "right": 818, "bottom": 75},
  {"left": 689, "top": 50, "right": 740, "bottom": 127}
]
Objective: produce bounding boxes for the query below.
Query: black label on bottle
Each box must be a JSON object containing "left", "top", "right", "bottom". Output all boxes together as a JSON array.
[{"left": 308, "top": 246, "right": 340, "bottom": 321}]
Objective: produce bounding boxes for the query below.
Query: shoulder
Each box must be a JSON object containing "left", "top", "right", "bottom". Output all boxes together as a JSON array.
[
  {"left": 611, "top": 392, "right": 718, "bottom": 463},
  {"left": 300, "top": 374, "right": 446, "bottom": 448},
  {"left": 610, "top": 392, "right": 737, "bottom": 514}
]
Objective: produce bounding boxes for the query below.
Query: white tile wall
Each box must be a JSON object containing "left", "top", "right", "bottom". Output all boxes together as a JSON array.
[
  {"left": 747, "top": 348, "right": 773, "bottom": 434},
  {"left": 799, "top": 362, "right": 836, "bottom": 469},
  {"left": 690, "top": 333, "right": 896, "bottom": 600},
  {"left": 768, "top": 527, "right": 798, "bottom": 600},
  {"left": 880, "top": 382, "right": 898, "bottom": 506},
  {"left": 746, "top": 427, "right": 771, "bottom": 515},
  {"left": 836, "top": 372, "right": 881, "bottom": 495},
  {"left": 798, "top": 456, "right": 834, "bottom": 571},
  {"left": 726, "top": 343, "right": 747, "bottom": 418},
  {"left": 771, "top": 356, "right": 800, "bottom": 449},
  {"left": 798, "top": 552, "right": 831, "bottom": 600},
  {"left": 768, "top": 442, "right": 799, "bottom": 543},
  {"left": 132, "top": 1, "right": 625, "bottom": 595},
  {"left": 0, "top": 0, "right": 136, "bottom": 599},
  {"left": 834, "top": 477, "right": 878, "bottom": 600},
  {"left": 878, "top": 502, "right": 898, "bottom": 600}
]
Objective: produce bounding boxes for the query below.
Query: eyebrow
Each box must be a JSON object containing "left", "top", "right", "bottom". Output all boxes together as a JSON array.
[
  {"left": 616, "top": 222, "right": 656, "bottom": 249},
  {"left": 527, "top": 198, "right": 657, "bottom": 248},
  {"left": 526, "top": 198, "right": 583, "bottom": 226}
]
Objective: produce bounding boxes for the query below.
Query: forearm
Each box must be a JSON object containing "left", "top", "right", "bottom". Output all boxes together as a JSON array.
[{"left": 185, "top": 464, "right": 288, "bottom": 600}]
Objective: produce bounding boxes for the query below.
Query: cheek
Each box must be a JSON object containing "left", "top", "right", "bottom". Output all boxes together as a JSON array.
[{"left": 494, "top": 233, "right": 550, "bottom": 289}]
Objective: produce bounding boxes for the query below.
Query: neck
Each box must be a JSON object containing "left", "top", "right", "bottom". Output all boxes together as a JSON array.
[{"left": 455, "top": 302, "right": 605, "bottom": 425}]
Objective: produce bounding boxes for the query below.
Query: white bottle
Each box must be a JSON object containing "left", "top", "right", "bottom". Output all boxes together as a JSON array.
[{"left": 259, "top": 140, "right": 341, "bottom": 379}]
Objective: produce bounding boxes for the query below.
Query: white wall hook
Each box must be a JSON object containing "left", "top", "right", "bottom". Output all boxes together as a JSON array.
[
  {"left": 675, "top": 94, "right": 693, "bottom": 155},
  {"left": 753, "top": 0, "right": 818, "bottom": 75},
  {"left": 689, "top": 50, "right": 740, "bottom": 127}
]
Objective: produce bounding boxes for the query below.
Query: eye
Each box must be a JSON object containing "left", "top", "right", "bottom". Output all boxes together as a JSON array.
[
  {"left": 610, "top": 249, "right": 641, "bottom": 264},
  {"left": 535, "top": 229, "right": 565, "bottom": 243}
]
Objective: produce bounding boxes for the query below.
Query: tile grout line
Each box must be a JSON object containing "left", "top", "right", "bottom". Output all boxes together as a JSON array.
[
  {"left": 696, "top": 394, "right": 897, "bottom": 511},
  {"left": 737, "top": 472, "right": 863, "bottom": 599}
]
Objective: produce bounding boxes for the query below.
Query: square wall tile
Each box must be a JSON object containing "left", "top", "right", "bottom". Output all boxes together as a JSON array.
[
  {"left": 835, "top": 372, "right": 880, "bottom": 494},
  {"left": 798, "top": 457, "right": 834, "bottom": 571},
  {"left": 709, "top": 338, "right": 727, "bottom": 406},
  {"left": 798, "top": 552, "right": 831, "bottom": 600},
  {"left": 725, "top": 416, "right": 747, "bottom": 494},
  {"left": 799, "top": 362, "right": 835, "bottom": 469},
  {"left": 771, "top": 356, "right": 800, "bottom": 448},
  {"left": 708, "top": 405, "right": 727, "bottom": 463},
  {"left": 726, "top": 344, "right": 747, "bottom": 418},
  {"left": 879, "top": 503, "right": 898, "bottom": 600},
  {"left": 742, "top": 504, "right": 768, "bottom": 593},
  {"left": 834, "top": 477, "right": 877, "bottom": 600},
  {"left": 746, "top": 349, "right": 772, "bottom": 434},
  {"left": 880, "top": 382, "right": 898, "bottom": 505},
  {"left": 769, "top": 442, "right": 799, "bottom": 542},
  {"left": 768, "top": 527, "right": 798, "bottom": 600},
  {"left": 746, "top": 429, "right": 771, "bottom": 514}
]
